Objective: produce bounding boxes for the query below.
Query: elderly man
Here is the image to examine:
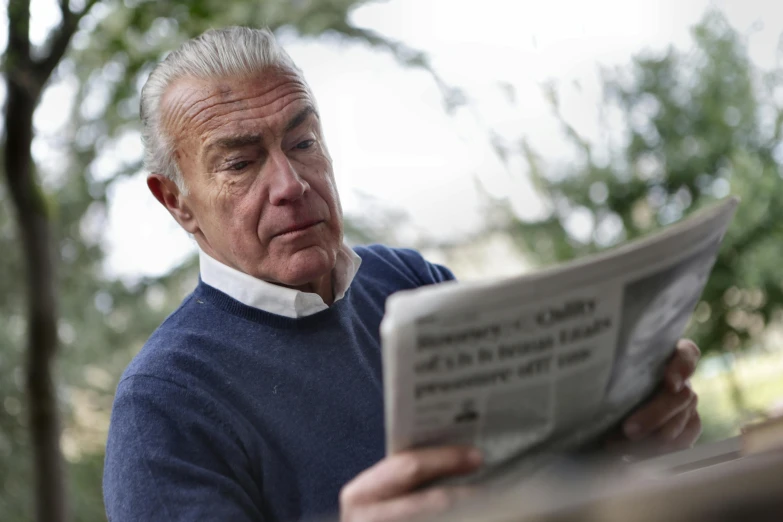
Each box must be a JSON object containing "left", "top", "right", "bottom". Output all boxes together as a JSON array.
[{"left": 103, "top": 27, "right": 702, "bottom": 522}]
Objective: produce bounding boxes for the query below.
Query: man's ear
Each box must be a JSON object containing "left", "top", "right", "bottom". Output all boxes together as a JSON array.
[{"left": 147, "top": 174, "right": 200, "bottom": 234}]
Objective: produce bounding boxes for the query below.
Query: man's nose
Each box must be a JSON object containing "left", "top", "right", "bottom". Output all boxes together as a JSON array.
[{"left": 267, "top": 152, "right": 309, "bottom": 205}]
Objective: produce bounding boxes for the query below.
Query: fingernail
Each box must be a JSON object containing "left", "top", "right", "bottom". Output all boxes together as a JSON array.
[
  {"left": 624, "top": 422, "right": 641, "bottom": 439},
  {"left": 467, "top": 449, "right": 483, "bottom": 466}
]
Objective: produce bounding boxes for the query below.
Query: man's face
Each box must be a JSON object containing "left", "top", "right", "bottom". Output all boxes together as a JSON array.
[{"left": 160, "top": 68, "right": 343, "bottom": 291}]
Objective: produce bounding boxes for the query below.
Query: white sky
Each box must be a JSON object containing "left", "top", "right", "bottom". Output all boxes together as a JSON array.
[{"left": 27, "top": 0, "right": 783, "bottom": 280}]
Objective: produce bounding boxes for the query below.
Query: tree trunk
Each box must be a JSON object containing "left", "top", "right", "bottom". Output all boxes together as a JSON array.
[{"left": 5, "top": 0, "right": 68, "bottom": 520}]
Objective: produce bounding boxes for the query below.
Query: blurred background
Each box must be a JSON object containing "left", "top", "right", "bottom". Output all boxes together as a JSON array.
[{"left": 3, "top": 0, "right": 783, "bottom": 519}]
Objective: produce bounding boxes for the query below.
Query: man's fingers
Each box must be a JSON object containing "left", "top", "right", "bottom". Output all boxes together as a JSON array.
[
  {"left": 657, "top": 396, "right": 697, "bottom": 442},
  {"left": 664, "top": 339, "right": 701, "bottom": 393},
  {"left": 347, "top": 487, "right": 473, "bottom": 522},
  {"left": 624, "top": 384, "right": 695, "bottom": 440},
  {"left": 669, "top": 406, "right": 702, "bottom": 450},
  {"left": 340, "top": 446, "right": 481, "bottom": 505}
]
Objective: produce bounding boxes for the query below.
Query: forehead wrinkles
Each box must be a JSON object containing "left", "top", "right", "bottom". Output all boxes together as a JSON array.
[{"left": 163, "top": 73, "right": 312, "bottom": 146}]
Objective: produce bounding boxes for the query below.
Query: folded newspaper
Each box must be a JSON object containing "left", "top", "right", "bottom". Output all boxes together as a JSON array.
[{"left": 381, "top": 196, "right": 739, "bottom": 484}]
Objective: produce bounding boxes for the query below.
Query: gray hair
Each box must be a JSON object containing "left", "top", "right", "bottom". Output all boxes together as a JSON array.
[{"left": 140, "top": 27, "right": 301, "bottom": 193}]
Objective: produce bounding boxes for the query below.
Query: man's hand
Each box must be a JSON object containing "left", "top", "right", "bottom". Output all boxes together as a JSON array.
[
  {"left": 617, "top": 339, "right": 702, "bottom": 457},
  {"left": 339, "top": 446, "right": 481, "bottom": 522}
]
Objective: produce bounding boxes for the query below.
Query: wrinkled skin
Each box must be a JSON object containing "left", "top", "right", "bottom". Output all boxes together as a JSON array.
[{"left": 148, "top": 67, "right": 343, "bottom": 302}]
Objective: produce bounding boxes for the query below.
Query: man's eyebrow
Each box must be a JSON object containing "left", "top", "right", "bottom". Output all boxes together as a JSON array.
[
  {"left": 203, "top": 133, "right": 263, "bottom": 157},
  {"left": 285, "top": 105, "right": 317, "bottom": 132}
]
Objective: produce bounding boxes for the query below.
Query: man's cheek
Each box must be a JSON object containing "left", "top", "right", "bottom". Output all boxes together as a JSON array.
[
  {"left": 215, "top": 176, "right": 250, "bottom": 201},
  {"left": 317, "top": 175, "right": 340, "bottom": 211}
]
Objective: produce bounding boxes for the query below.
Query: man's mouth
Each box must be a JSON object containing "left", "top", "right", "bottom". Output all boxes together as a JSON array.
[{"left": 274, "top": 220, "right": 323, "bottom": 237}]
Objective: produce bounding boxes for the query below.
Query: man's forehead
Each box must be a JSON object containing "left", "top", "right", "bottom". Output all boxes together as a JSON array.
[{"left": 160, "top": 69, "right": 315, "bottom": 139}]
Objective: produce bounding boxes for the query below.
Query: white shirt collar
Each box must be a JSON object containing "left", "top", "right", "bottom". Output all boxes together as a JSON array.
[{"left": 198, "top": 244, "right": 362, "bottom": 318}]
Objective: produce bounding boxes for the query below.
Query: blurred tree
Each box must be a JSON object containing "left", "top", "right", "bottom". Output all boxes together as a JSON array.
[
  {"left": 5, "top": 1, "right": 101, "bottom": 519},
  {"left": 0, "top": 1, "right": 431, "bottom": 520},
  {"left": 491, "top": 12, "right": 783, "bottom": 425}
]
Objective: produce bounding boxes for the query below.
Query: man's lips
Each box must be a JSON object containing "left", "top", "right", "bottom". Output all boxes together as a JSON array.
[{"left": 273, "top": 220, "right": 323, "bottom": 237}]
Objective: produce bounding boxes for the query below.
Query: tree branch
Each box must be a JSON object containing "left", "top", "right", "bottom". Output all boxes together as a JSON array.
[
  {"left": 33, "top": 0, "right": 101, "bottom": 85},
  {"left": 7, "top": 0, "right": 31, "bottom": 68},
  {"left": 7, "top": 0, "right": 35, "bottom": 94}
]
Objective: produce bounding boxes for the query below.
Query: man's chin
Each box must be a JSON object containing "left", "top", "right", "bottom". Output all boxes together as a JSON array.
[{"left": 274, "top": 245, "right": 336, "bottom": 289}]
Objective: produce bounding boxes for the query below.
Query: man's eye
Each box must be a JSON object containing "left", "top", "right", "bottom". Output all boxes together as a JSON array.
[
  {"left": 295, "top": 139, "right": 315, "bottom": 150},
  {"left": 228, "top": 161, "right": 251, "bottom": 171}
]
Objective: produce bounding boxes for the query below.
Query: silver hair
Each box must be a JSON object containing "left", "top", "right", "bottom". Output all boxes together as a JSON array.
[{"left": 140, "top": 27, "right": 301, "bottom": 193}]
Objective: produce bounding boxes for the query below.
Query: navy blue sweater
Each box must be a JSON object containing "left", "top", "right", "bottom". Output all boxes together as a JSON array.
[{"left": 103, "top": 245, "right": 454, "bottom": 522}]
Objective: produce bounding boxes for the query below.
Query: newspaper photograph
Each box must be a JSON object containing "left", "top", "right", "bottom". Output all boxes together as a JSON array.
[{"left": 380, "top": 197, "right": 739, "bottom": 482}]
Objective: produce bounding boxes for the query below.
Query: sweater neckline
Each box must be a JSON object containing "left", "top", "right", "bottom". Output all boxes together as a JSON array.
[{"left": 194, "top": 281, "right": 350, "bottom": 329}]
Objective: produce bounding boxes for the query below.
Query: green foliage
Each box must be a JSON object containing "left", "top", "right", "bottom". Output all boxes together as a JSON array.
[
  {"left": 497, "top": 11, "right": 783, "bottom": 367},
  {"left": 0, "top": 0, "right": 414, "bottom": 519}
]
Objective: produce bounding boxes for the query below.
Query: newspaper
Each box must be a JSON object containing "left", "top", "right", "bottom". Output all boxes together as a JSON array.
[{"left": 380, "top": 197, "right": 739, "bottom": 483}]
